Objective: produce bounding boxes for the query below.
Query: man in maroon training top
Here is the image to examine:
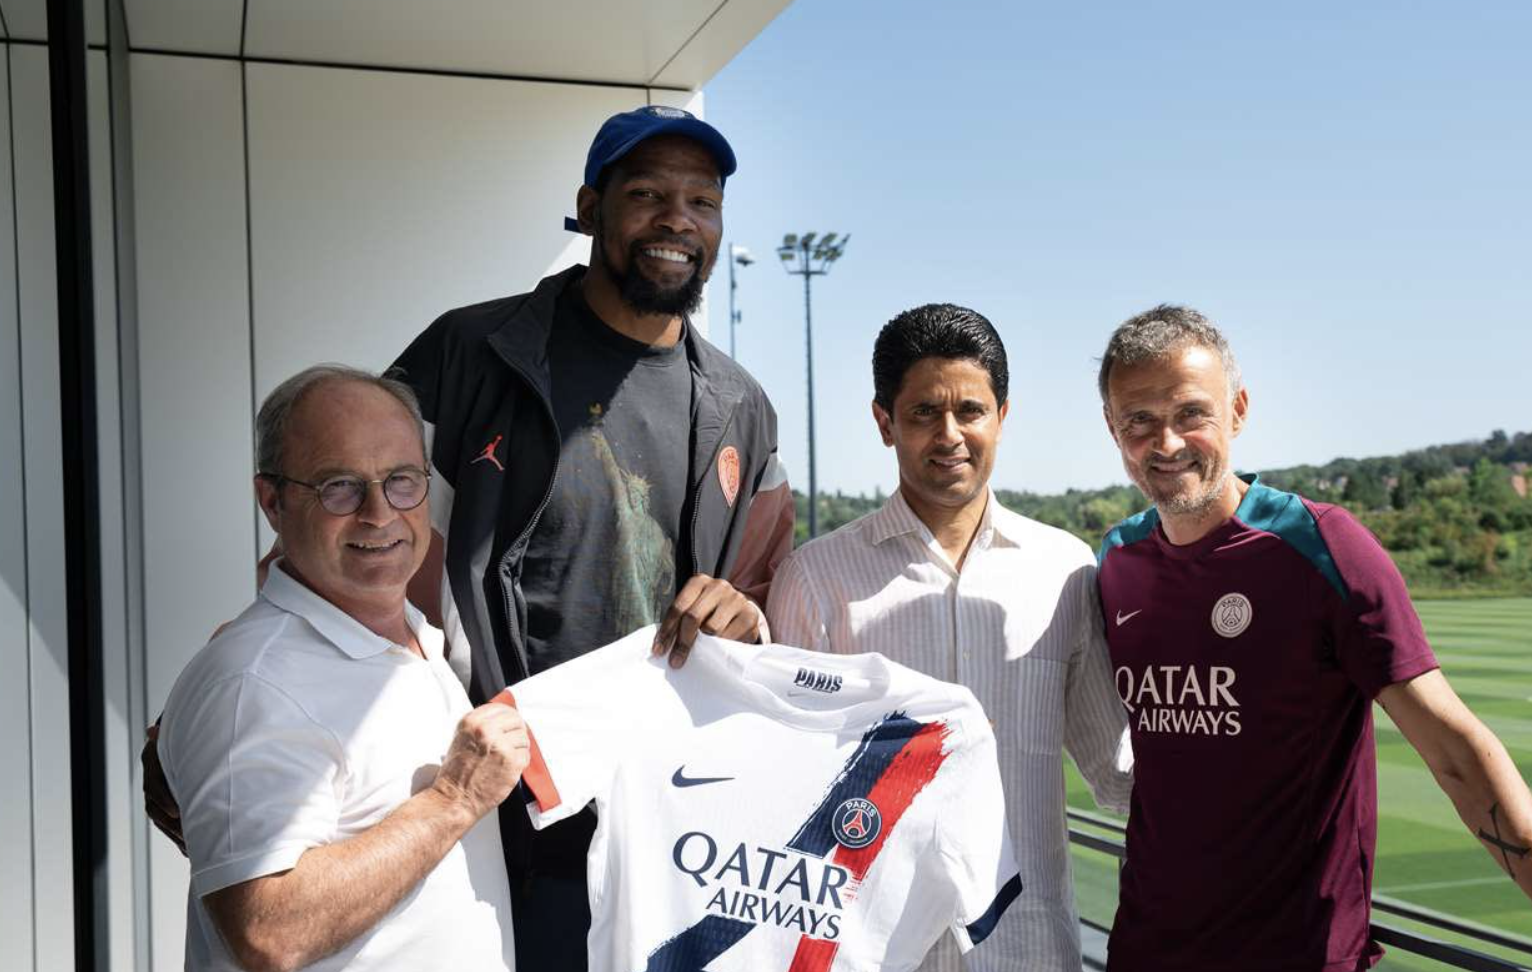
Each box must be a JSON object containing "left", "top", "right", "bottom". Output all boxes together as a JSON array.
[{"left": 1094, "top": 305, "right": 1532, "bottom": 971}]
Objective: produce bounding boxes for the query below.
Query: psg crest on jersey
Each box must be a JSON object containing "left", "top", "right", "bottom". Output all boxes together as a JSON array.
[
  {"left": 1211, "top": 592, "right": 1254, "bottom": 638},
  {"left": 832, "top": 798, "right": 882, "bottom": 849}
]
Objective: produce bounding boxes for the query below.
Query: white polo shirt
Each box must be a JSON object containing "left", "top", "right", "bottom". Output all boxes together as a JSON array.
[{"left": 159, "top": 562, "right": 514, "bottom": 972}]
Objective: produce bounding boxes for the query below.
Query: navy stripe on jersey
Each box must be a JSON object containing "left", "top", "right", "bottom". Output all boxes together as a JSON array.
[
  {"left": 1234, "top": 479, "right": 1348, "bottom": 599},
  {"left": 965, "top": 873, "right": 1023, "bottom": 945},
  {"left": 786, "top": 712, "right": 925, "bottom": 858},
  {"left": 641, "top": 914, "right": 755, "bottom": 972}
]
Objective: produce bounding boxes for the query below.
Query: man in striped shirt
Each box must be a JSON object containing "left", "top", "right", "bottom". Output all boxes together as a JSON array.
[{"left": 768, "top": 303, "right": 1133, "bottom": 971}]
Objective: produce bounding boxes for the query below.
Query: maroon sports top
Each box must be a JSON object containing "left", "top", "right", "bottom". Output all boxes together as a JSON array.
[{"left": 1097, "top": 477, "right": 1438, "bottom": 972}]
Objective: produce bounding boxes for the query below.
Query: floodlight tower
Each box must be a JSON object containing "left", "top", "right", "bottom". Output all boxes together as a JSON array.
[
  {"left": 776, "top": 231, "right": 850, "bottom": 539},
  {"left": 726, "top": 244, "right": 754, "bottom": 359}
]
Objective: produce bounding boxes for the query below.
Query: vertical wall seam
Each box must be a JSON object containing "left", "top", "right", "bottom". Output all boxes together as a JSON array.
[
  {"left": 240, "top": 58, "right": 257, "bottom": 552},
  {"left": 102, "top": 0, "right": 150, "bottom": 964},
  {"left": 5, "top": 39, "right": 38, "bottom": 972},
  {"left": 0, "top": 4, "right": 11, "bottom": 40}
]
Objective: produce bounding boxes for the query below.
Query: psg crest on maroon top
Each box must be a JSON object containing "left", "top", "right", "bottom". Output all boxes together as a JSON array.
[
  {"left": 832, "top": 797, "right": 882, "bottom": 849},
  {"left": 1211, "top": 592, "right": 1254, "bottom": 638}
]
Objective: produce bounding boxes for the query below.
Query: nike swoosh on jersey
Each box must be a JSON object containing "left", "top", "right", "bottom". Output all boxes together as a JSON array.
[
  {"left": 1116, "top": 609, "right": 1144, "bottom": 626},
  {"left": 671, "top": 766, "right": 734, "bottom": 788}
]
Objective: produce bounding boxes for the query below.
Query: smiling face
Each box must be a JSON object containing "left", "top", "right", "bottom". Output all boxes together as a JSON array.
[
  {"left": 255, "top": 379, "right": 430, "bottom": 621},
  {"left": 1104, "top": 343, "right": 1249, "bottom": 532},
  {"left": 874, "top": 356, "right": 1007, "bottom": 528},
  {"left": 577, "top": 135, "right": 723, "bottom": 317}
]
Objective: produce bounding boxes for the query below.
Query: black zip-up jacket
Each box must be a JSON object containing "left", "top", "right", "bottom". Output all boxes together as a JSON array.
[{"left": 389, "top": 264, "right": 795, "bottom": 708}]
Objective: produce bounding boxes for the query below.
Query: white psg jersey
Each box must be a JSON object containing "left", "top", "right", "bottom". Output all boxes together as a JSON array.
[{"left": 502, "top": 627, "right": 1022, "bottom": 972}]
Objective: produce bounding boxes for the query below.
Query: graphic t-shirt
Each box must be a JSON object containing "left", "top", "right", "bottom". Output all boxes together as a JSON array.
[
  {"left": 521, "top": 287, "right": 692, "bottom": 676},
  {"left": 502, "top": 628, "right": 1024, "bottom": 972},
  {"left": 1096, "top": 477, "right": 1439, "bottom": 972}
]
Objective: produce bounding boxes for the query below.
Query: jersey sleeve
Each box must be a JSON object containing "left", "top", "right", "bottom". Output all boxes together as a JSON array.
[
  {"left": 1315, "top": 505, "right": 1439, "bottom": 697},
  {"left": 496, "top": 628, "right": 663, "bottom": 828},
  {"left": 935, "top": 716, "right": 1024, "bottom": 955},
  {"left": 163, "top": 673, "right": 344, "bottom": 898}
]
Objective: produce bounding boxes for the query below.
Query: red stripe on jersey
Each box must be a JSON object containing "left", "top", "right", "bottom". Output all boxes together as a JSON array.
[
  {"left": 494, "top": 688, "right": 561, "bottom": 813},
  {"left": 786, "top": 934, "right": 838, "bottom": 972},
  {"left": 834, "top": 720, "right": 951, "bottom": 881}
]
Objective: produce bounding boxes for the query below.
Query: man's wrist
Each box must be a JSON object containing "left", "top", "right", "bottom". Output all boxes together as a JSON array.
[{"left": 421, "top": 780, "right": 485, "bottom": 835}]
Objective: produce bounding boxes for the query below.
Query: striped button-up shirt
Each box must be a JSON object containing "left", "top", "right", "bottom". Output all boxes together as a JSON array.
[{"left": 766, "top": 489, "right": 1132, "bottom": 972}]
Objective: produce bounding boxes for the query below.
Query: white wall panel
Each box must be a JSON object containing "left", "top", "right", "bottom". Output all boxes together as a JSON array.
[
  {"left": 0, "top": 42, "right": 37, "bottom": 972},
  {"left": 123, "top": 0, "right": 241, "bottom": 56},
  {"left": 11, "top": 41, "right": 74, "bottom": 972},
  {"left": 3, "top": 0, "right": 45, "bottom": 40},
  {"left": 0, "top": 0, "right": 105, "bottom": 42},
  {"left": 130, "top": 51, "right": 252, "bottom": 971},
  {"left": 245, "top": 63, "right": 639, "bottom": 399}
]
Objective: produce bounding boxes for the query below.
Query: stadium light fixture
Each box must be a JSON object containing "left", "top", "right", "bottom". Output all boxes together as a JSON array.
[{"left": 777, "top": 231, "right": 850, "bottom": 539}]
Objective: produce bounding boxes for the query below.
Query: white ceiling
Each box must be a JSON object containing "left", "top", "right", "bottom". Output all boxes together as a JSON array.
[{"left": 19, "top": 0, "right": 792, "bottom": 90}]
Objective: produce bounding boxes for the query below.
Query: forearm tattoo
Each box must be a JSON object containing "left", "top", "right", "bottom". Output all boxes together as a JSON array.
[{"left": 1477, "top": 802, "right": 1530, "bottom": 875}]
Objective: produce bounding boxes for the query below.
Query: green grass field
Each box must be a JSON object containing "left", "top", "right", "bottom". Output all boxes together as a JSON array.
[{"left": 1064, "top": 597, "right": 1532, "bottom": 967}]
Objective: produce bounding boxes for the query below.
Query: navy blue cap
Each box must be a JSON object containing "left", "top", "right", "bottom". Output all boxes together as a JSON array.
[{"left": 564, "top": 105, "right": 736, "bottom": 232}]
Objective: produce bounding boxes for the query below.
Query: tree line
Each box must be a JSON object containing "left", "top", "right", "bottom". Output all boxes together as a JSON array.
[{"left": 792, "top": 429, "right": 1532, "bottom": 597}]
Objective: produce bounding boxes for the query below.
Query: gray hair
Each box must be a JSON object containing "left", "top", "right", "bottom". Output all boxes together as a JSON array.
[
  {"left": 255, "top": 364, "right": 425, "bottom": 477},
  {"left": 1096, "top": 304, "right": 1242, "bottom": 405}
]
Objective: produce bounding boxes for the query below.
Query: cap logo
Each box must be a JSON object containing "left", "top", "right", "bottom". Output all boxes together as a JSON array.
[
  {"left": 647, "top": 105, "right": 689, "bottom": 119},
  {"left": 1211, "top": 593, "right": 1253, "bottom": 638},
  {"left": 717, "top": 446, "right": 741, "bottom": 507}
]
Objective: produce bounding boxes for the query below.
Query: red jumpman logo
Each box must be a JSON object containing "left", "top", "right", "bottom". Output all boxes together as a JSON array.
[{"left": 472, "top": 434, "right": 504, "bottom": 471}]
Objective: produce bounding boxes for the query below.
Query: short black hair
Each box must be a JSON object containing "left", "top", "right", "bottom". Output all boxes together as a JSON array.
[{"left": 872, "top": 303, "right": 1009, "bottom": 411}]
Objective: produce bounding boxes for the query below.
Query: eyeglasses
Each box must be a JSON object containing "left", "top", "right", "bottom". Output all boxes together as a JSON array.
[{"left": 262, "top": 468, "right": 429, "bottom": 516}]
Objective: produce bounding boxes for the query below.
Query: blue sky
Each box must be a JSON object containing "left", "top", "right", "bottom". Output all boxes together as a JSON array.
[{"left": 703, "top": 0, "right": 1532, "bottom": 496}]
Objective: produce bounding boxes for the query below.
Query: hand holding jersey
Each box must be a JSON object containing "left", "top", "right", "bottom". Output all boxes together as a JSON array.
[
  {"left": 652, "top": 572, "right": 767, "bottom": 666},
  {"left": 500, "top": 627, "right": 1023, "bottom": 972},
  {"left": 433, "top": 700, "right": 533, "bottom": 824}
]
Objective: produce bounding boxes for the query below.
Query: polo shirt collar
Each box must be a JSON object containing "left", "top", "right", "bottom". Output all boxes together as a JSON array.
[{"left": 261, "top": 560, "right": 432, "bottom": 661}]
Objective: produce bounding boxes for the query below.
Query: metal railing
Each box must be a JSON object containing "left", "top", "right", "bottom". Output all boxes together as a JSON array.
[{"left": 1066, "top": 809, "right": 1532, "bottom": 972}]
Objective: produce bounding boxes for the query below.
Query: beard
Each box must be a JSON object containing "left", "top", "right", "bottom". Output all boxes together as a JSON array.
[
  {"left": 596, "top": 221, "right": 712, "bottom": 317},
  {"left": 1127, "top": 448, "right": 1230, "bottom": 518}
]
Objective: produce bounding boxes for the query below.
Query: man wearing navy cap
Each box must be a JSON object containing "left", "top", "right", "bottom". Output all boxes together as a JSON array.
[
  {"left": 387, "top": 104, "right": 795, "bottom": 967},
  {"left": 142, "top": 106, "right": 794, "bottom": 970}
]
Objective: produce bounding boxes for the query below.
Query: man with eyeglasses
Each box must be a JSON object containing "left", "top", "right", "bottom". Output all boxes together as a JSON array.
[{"left": 157, "top": 365, "right": 528, "bottom": 971}]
